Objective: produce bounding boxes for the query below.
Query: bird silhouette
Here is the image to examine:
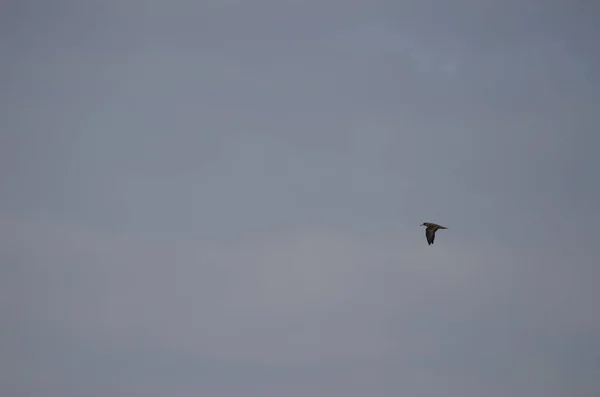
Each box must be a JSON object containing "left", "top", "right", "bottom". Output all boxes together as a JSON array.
[{"left": 421, "top": 222, "right": 448, "bottom": 245}]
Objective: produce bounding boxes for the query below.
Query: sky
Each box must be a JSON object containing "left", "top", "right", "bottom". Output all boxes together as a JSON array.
[{"left": 1, "top": 0, "right": 599, "bottom": 396}]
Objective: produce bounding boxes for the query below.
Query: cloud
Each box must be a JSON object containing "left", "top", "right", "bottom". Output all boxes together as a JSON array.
[
  {"left": 2, "top": 215, "right": 528, "bottom": 365},
  {"left": 2, "top": 1, "right": 600, "bottom": 395}
]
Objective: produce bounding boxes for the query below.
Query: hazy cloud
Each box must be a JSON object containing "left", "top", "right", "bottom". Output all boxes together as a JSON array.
[{"left": 2, "top": 0, "right": 599, "bottom": 396}]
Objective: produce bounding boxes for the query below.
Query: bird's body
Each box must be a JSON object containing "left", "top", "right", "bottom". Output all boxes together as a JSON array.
[{"left": 421, "top": 222, "right": 448, "bottom": 245}]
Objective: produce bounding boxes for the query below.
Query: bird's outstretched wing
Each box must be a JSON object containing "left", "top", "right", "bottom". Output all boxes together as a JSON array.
[{"left": 426, "top": 228, "right": 435, "bottom": 245}]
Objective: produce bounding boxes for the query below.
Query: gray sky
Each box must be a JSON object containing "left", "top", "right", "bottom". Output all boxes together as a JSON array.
[{"left": 2, "top": 1, "right": 599, "bottom": 396}]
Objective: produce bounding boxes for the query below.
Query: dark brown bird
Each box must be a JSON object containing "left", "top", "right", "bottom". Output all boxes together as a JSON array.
[{"left": 421, "top": 222, "right": 448, "bottom": 245}]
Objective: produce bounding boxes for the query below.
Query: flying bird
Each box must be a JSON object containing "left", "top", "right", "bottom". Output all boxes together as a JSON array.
[{"left": 421, "top": 222, "right": 448, "bottom": 245}]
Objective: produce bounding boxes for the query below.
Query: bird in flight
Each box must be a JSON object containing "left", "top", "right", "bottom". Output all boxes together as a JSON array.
[{"left": 421, "top": 222, "right": 448, "bottom": 245}]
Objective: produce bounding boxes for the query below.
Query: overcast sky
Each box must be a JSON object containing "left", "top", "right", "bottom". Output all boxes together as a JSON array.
[{"left": 2, "top": 1, "right": 599, "bottom": 396}]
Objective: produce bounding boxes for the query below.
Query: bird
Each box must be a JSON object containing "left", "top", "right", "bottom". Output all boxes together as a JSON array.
[{"left": 421, "top": 222, "right": 448, "bottom": 245}]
